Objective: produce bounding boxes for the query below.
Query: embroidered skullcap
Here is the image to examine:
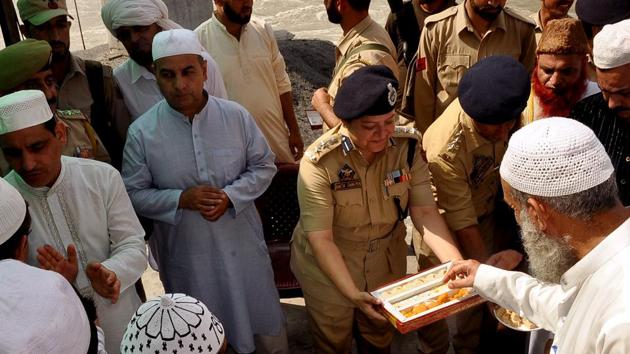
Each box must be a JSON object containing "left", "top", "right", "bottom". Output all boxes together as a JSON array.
[
  {"left": 458, "top": 56, "right": 530, "bottom": 125},
  {"left": 120, "top": 293, "right": 226, "bottom": 354},
  {"left": 576, "top": 0, "right": 630, "bottom": 26},
  {"left": 0, "top": 259, "right": 90, "bottom": 354},
  {"left": 500, "top": 117, "right": 614, "bottom": 197},
  {"left": 0, "top": 90, "right": 54, "bottom": 135},
  {"left": 333, "top": 65, "right": 399, "bottom": 121},
  {"left": 152, "top": 28, "right": 209, "bottom": 62},
  {"left": 17, "top": 0, "right": 74, "bottom": 26},
  {"left": 592, "top": 19, "right": 630, "bottom": 69},
  {"left": 0, "top": 178, "right": 26, "bottom": 245},
  {"left": 537, "top": 18, "right": 590, "bottom": 56},
  {"left": 0, "top": 39, "right": 52, "bottom": 92},
  {"left": 101, "top": 0, "right": 181, "bottom": 37}
]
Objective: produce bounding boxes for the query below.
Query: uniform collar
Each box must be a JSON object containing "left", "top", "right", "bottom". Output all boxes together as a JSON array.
[
  {"left": 458, "top": 102, "right": 493, "bottom": 152},
  {"left": 337, "top": 15, "right": 374, "bottom": 57},
  {"left": 338, "top": 124, "right": 396, "bottom": 156},
  {"left": 65, "top": 53, "right": 86, "bottom": 82},
  {"left": 129, "top": 58, "right": 155, "bottom": 84},
  {"left": 560, "top": 218, "right": 630, "bottom": 291},
  {"left": 456, "top": 2, "right": 507, "bottom": 36}
]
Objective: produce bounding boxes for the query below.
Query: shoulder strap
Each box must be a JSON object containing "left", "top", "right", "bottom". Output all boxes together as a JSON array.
[{"left": 333, "top": 42, "right": 392, "bottom": 78}]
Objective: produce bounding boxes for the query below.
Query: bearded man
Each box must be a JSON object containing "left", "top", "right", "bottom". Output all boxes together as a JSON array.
[
  {"left": 445, "top": 117, "right": 630, "bottom": 354},
  {"left": 522, "top": 18, "right": 600, "bottom": 124}
]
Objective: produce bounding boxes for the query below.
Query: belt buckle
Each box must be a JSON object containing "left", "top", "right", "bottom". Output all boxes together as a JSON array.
[{"left": 368, "top": 239, "right": 379, "bottom": 253}]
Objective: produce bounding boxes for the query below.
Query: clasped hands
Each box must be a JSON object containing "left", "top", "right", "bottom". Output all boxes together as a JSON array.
[
  {"left": 179, "top": 185, "right": 231, "bottom": 221},
  {"left": 37, "top": 244, "right": 121, "bottom": 303}
]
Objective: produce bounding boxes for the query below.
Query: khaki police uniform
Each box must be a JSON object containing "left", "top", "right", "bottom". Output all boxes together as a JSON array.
[
  {"left": 412, "top": 3, "right": 536, "bottom": 133},
  {"left": 422, "top": 99, "right": 508, "bottom": 354},
  {"left": 290, "top": 124, "right": 434, "bottom": 353},
  {"left": 325, "top": 16, "right": 398, "bottom": 131},
  {"left": 0, "top": 109, "right": 111, "bottom": 176}
]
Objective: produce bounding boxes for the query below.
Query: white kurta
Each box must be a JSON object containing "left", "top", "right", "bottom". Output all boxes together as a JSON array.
[
  {"left": 474, "top": 218, "right": 630, "bottom": 354},
  {"left": 114, "top": 57, "right": 228, "bottom": 119},
  {"left": 195, "top": 17, "right": 295, "bottom": 163},
  {"left": 122, "top": 96, "right": 283, "bottom": 353},
  {"left": 4, "top": 157, "right": 147, "bottom": 354}
]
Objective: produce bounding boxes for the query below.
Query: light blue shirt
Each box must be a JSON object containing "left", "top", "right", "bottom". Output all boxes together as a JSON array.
[{"left": 122, "top": 95, "right": 281, "bottom": 353}]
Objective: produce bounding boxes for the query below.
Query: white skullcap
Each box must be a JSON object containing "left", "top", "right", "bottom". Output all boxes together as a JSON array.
[
  {"left": 121, "top": 293, "right": 226, "bottom": 354},
  {"left": 152, "top": 28, "right": 207, "bottom": 61},
  {"left": 101, "top": 0, "right": 181, "bottom": 36},
  {"left": 593, "top": 19, "right": 630, "bottom": 69},
  {"left": 0, "top": 259, "right": 90, "bottom": 354},
  {"left": 0, "top": 90, "right": 53, "bottom": 135},
  {"left": 0, "top": 178, "right": 26, "bottom": 245},
  {"left": 500, "top": 117, "right": 614, "bottom": 197}
]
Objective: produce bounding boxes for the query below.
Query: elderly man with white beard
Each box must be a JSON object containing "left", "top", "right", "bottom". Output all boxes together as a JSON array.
[{"left": 444, "top": 117, "right": 630, "bottom": 354}]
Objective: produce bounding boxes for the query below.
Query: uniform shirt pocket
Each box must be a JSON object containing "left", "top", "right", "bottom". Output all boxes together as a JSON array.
[
  {"left": 437, "top": 54, "right": 471, "bottom": 103},
  {"left": 333, "top": 188, "right": 365, "bottom": 227}
]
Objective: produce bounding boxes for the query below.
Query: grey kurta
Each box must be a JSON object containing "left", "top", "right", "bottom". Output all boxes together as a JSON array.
[{"left": 122, "top": 95, "right": 282, "bottom": 353}]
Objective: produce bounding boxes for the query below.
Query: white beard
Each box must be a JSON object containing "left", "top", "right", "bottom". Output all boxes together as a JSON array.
[{"left": 519, "top": 211, "right": 578, "bottom": 284}]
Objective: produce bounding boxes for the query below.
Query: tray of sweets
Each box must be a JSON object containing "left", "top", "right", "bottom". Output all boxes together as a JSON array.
[{"left": 372, "top": 261, "right": 486, "bottom": 334}]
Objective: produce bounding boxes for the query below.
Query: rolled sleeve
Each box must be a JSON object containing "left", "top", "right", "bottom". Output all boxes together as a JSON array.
[
  {"left": 297, "top": 159, "right": 334, "bottom": 233},
  {"left": 428, "top": 154, "right": 477, "bottom": 231}
]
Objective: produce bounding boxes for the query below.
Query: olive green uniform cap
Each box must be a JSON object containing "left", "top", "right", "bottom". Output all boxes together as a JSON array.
[
  {"left": 17, "top": 0, "right": 73, "bottom": 26},
  {"left": 0, "top": 39, "right": 52, "bottom": 92}
]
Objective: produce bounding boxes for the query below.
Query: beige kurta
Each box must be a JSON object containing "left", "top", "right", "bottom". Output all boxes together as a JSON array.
[{"left": 196, "top": 16, "right": 295, "bottom": 163}]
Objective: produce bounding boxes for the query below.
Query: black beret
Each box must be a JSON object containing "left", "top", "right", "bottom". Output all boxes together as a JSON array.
[
  {"left": 576, "top": 0, "right": 630, "bottom": 26},
  {"left": 333, "top": 65, "right": 398, "bottom": 121},
  {"left": 458, "top": 56, "right": 530, "bottom": 125}
]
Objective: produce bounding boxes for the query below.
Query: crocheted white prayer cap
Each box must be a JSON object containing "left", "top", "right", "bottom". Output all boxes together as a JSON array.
[
  {"left": 152, "top": 28, "right": 205, "bottom": 61},
  {"left": 120, "top": 293, "right": 225, "bottom": 354},
  {"left": 593, "top": 19, "right": 630, "bottom": 69},
  {"left": 500, "top": 117, "right": 614, "bottom": 197},
  {"left": 0, "top": 178, "right": 26, "bottom": 245},
  {"left": 0, "top": 259, "right": 91, "bottom": 354},
  {"left": 0, "top": 90, "right": 53, "bottom": 135}
]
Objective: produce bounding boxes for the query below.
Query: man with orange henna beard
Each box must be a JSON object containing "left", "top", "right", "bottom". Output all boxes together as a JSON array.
[{"left": 522, "top": 18, "right": 600, "bottom": 124}]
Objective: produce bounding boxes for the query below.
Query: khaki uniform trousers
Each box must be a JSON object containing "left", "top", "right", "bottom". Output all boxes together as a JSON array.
[{"left": 294, "top": 223, "right": 407, "bottom": 354}]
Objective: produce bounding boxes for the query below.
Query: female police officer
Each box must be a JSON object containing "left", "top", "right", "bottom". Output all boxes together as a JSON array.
[{"left": 290, "top": 65, "right": 463, "bottom": 353}]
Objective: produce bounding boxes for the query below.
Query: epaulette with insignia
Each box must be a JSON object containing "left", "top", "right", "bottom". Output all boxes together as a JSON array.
[
  {"left": 392, "top": 126, "right": 421, "bottom": 140},
  {"left": 56, "top": 109, "right": 85, "bottom": 119},
  {"left": 439, "top": 124, "right": 464, "bottom": 162},
  {"left": 503, "top": 7, "right": 536, "bottom": 26},
  {"left": 425, "top": 6, "right": 458, "bottom": 26},
  {"left": 304, "top": 134, "right": 343, "bottom": 163}
]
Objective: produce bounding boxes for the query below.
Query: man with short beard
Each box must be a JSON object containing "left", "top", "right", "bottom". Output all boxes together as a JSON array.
[
  {"left": 195, "top": 0, "right": 304, "bottom": 163},
  {"left": 571, "top": 20, "right": 630, "bottom": 206},
  {"left": 412, "top": 0, "right": 536, "bottom": 133},
  {"left": 311, "top": 0, "right": 398, "bottom": 131},
  {"left": 101, "top": 0, "right": 227, "bottom": 120},
  {"left": 522, "top": 18, "right": 600, "bottom": 124},
  {"left": 444, "top": 117, "right": 630, "bottom": 354},
  {"left": 17, "top": 0, "right": 131, "bottom": 170}
]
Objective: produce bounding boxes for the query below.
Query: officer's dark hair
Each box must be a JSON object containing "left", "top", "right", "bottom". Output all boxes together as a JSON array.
[
  {"left": 347, "top": 0, "right": 371, "bottom": 12},
  {"left": 0, "top": 211, "right": 30, "bottom": 261},
  {"left": 71, "top": 287, "right": 99, "bottom": 354}
]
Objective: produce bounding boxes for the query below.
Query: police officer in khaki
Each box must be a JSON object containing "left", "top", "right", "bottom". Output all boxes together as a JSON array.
[
  {"left": 312, "top": 0, "right": 398, "bottom": 131},
  {"left": 423, "top": 56, "right": 531, "bottom": 354},
  {"left": 291, "top": 65, "right": 463, "bottom": 354},
  {"left": 0, "top": 39, "right": 110, "bottom": 175},
  {"left": 412, "top": 0, "right": 536, "bottom": 133}
]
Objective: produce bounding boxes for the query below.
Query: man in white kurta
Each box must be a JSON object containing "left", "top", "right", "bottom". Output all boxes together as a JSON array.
[
  {"left": 195, "top": 1, "right": 303, "bottom": 163},
  {"left": 101, "top": 0, "right": 227, "bottom": 119},
  {"left": 0, "top": 90, "right": 146, "bottom": 354},
  {"left": 445, "top": 118, "right": 630, "bottom": 354},
  {"left": 122, "top": 29, "right": 287, "bottom": 353}
]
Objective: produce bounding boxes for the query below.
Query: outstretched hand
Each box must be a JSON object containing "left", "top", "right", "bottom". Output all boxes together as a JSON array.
[
  {"left": 37, "top": 244, "right": 79, "bottom": 283},
  {"left": 86, "top": 262, "right": 120, "bottom": 304},
  {"left": 487, "top": 249, "right": 523, "bottom": 271},
  {"left": 443, "top": 260, "right": 481, "bottom": 289}
]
